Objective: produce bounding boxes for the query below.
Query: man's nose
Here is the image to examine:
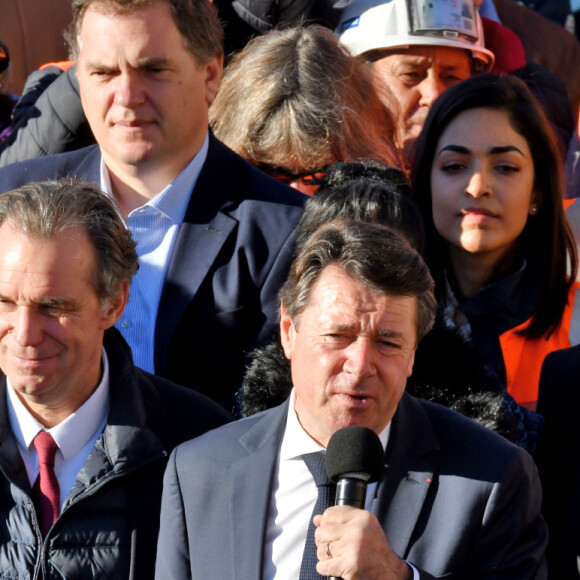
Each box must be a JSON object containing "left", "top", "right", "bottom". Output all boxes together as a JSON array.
[
  {"left": 418, "top": 73, "right": 446, "bottom": 108},
  {"left": 344, "top": 338, "right": 376, "bottom": 377},
  {"left": 113, "top": 71, "right": 146, "bottom": 107},
  {"left": 12, "top": 308, "right": 44, "bottom": 347}
]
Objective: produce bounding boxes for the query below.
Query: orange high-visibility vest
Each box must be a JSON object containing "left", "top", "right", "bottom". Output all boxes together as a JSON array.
[{"left": 502, "top": 280, "right": 580, "bottom": 411}]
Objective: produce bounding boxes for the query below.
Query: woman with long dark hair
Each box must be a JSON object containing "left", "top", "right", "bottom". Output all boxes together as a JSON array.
[{"left": 411, "top": 73, "right": 579, "bottom": 413}]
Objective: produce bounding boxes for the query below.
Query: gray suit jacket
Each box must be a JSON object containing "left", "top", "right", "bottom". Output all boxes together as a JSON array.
[{"left": 155, "top": 393, "right": 547, "bottom": 579}]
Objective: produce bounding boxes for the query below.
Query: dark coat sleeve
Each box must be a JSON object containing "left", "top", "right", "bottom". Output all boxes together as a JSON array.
[
  {"left": 536, "top": 345, "right": 580, "bottom": 579},
  {"left": 0, "top": 65, "right": 94, "bottom": 167}
]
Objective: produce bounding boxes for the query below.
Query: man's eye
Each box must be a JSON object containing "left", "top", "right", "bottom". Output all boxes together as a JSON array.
[
  {"left": 91, "top": 70, "right": 115, "bottom": 79},
  {"left": 40, "top": 303, "right": 70, "bottom": 316},
  {"left": 323, "top": 334, "right": 350, "bottom": 345},
  {"left": 378, "top": 340, "right": 399, "bottom": 349},
  {"left": 442, "top": 74, "right": 464, "bottom": 84},
  {"left": 401, "top": 71, "right": 422, "bottom": 80}
]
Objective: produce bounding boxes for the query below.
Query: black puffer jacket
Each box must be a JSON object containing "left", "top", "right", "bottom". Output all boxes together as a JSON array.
[
  {"left": 0, "top": 65, "right": 94, "bottom": 167},
  {"left": 0, "top": 328, "right": 231, "bottom": 579}
]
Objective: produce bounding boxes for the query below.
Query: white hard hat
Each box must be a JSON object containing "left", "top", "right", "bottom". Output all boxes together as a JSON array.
[{"left": 338, "top": 0, "right": 494, "bottom": 72}]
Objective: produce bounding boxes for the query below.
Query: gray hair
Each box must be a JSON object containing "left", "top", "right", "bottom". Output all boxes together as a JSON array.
[
  {"left": 0, "top": 179, "right": 138, "bottom": 308},
  {"left": 67, "top": 0, "right": 223, "bottom": 65},
  {"left": 279, "top": 221, "right": 436, "bottom": 343},
  {"left": 210, "top": 25, "right": 400, "bottom": 174}
]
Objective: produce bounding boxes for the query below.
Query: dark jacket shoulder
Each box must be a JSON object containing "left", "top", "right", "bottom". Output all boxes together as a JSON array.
[
  {"left": 0, "top": 144, "right": 101, "bottom": 192},
  {"left": 104, "top": 328, "right": 233, "bottom": 449}
]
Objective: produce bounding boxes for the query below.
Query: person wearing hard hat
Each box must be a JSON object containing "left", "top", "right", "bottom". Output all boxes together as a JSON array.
[{"left": 338, "top": 0, "right": 494, "bottom": 168}]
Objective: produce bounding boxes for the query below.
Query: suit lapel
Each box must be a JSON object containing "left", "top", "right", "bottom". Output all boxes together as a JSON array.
[
  {"left": 154, "top": 213, "right": 236, "bottom": 374},
  {"left": 373, "top": 394, "right": 439, "bottom": 558},
  {"left": 224, "top": 395, "right": 439, "bottom": 576},
  {"left": 154, "top": 135, "right": 239, "bottom": 374},
  {"left": 230, "top": 403, "right": 288, "bottom": 580}
]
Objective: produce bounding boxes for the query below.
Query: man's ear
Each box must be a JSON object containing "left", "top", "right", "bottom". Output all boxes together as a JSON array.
[
  {"left": 204, "top": 53, "right": 223, "bottom": 105},
  {"left": 99, "top": 283, "right": 129, "bottom": 330},
  {"left": 406, "top": 347, "right": 416, "bottom": 378},
  {"left": 279, "top": 305, "right": 296, "bottom": 360}
]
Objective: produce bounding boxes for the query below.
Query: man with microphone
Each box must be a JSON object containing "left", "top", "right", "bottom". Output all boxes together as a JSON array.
[{"left": 156, "top": 221, "right": 547, "bottom": 579}]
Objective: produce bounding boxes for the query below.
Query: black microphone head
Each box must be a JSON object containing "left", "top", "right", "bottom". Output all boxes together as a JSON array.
[{"left": 325, "top": 425, "right": 384, "bottom": 484}]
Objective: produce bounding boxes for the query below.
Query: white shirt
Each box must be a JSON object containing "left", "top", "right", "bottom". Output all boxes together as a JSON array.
[
  {"left": 7, "top": 348, "right": 110, "bottom": 511},
  {"left": 263, "top": 389, "right": 392, "bottom": 580},
  {"left": 102, "top": 133, "right": 209, "bottom": 373}
]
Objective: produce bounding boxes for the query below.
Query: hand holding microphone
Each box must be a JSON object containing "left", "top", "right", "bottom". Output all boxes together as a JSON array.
[{"left": 323, "top": 425, "right": 384, "bottom": 580}]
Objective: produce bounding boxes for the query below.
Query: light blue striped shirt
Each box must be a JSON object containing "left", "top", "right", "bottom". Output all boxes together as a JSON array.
[{"left": 101, "top": 133, "right": 209, "bottom": 372}]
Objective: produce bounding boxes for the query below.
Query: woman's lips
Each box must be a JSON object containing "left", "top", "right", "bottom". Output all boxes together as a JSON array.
[{"left": 460, "top": 207, "right": 498, "bottom": 224}]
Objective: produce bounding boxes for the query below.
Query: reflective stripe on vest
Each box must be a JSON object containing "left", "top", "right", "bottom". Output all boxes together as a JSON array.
[{"left": 502, "top": 280, "right": 580, "bottom": 411}]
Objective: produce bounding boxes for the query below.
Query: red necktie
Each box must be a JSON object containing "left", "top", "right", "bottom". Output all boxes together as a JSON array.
[{"left": 33, "top": 431, "right": 60, "bottom": 537}]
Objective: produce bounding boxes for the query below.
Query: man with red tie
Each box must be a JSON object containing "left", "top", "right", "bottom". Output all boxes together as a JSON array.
[{"left": 0, "top": 179, "right": 231, "bottom": 579}]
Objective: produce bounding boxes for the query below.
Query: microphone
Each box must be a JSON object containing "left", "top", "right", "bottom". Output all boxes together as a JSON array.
[{"left": 325, "top": 425, "right": 384, "bottom": 580}]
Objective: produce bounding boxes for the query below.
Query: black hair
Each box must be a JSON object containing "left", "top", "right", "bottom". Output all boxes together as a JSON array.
[{"left": 411, "top": 74, "right": 577, "bottom": 339}]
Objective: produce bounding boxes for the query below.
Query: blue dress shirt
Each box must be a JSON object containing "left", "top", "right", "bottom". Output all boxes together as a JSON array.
[{"left": 102, "top": 134, "right": 209, "bottom": 372}]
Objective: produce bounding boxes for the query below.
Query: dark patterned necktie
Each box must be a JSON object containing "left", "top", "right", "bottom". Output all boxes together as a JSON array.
[
  {"left": 299, "top": 452, "right": 336, "bottom": 580},
  {"left": 33, "top": 431, "right": 60, "bottom": 537}
]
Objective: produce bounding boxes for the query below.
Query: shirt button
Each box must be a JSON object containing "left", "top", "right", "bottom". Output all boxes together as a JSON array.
[{"left": 121, "top": 320, "right": 130, "bottom": 329}]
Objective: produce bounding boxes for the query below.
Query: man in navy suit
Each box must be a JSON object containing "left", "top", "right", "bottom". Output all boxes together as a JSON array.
[
  {"left": 0, "top": 0, "right": 304, "bottom": 409},
  {"left": 156, "top": 222, "right": 547, "bottom": 579}
]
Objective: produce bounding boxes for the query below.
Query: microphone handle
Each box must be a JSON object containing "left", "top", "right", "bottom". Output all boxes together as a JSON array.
[{"left": 328, "top": 477, "right": 368, "bottom": 580}]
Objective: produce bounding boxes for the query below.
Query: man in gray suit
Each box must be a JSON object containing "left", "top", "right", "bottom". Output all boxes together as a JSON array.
[{"left": 156, "top": 222, "right": 547, "bottom": 579}]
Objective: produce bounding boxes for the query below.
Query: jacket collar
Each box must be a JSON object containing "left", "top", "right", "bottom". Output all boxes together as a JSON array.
[
  {"left": 64, "top": 329, "right": 166, "bottom": 506},
  {"left": 71, "top": 144, "right": 102, "bottom": 182},
  {"left": 0, "top": 328, "right": 166, "bottom": 502},
  {"left": 374, "top": 392, "right": 440, "bottom": 558},
  {"left": 231, "top": 401, "right": 288, "bottom": 580},
  {"left": 0, "top": 379, "right": 30, "bottom": 491}
]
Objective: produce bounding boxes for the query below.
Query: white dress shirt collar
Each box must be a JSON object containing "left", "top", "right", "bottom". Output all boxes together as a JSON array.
[
  {"left": 7, "top": 346, "right": 110, "bottom": 460},
  {"left": 283, "top": 389, "right": 391, "bottom": 457},
  {"left": 99, "top": 131, "right": 210, "bottom": 224}
]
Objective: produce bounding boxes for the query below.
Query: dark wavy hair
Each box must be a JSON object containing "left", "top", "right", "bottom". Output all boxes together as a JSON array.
[
  {"left": 296, "top": 160, "right": 424, "bottom": 253},
  {"left": 280, "top": 221, "right": 436, "bottom": 343},
  {"left": 411, "top": 74, "right": 577, "bottom": 339}
]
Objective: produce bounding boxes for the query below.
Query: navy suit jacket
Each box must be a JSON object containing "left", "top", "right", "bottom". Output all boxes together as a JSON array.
[
  {"left": 156, "top": 393, "right": 547, "bottom": 579},
  {"left": 0, "top": 135, "right": 304, "bottom": 406},
  {"left": 536, "top": 344, "right": 580, "bottom": 579}
]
